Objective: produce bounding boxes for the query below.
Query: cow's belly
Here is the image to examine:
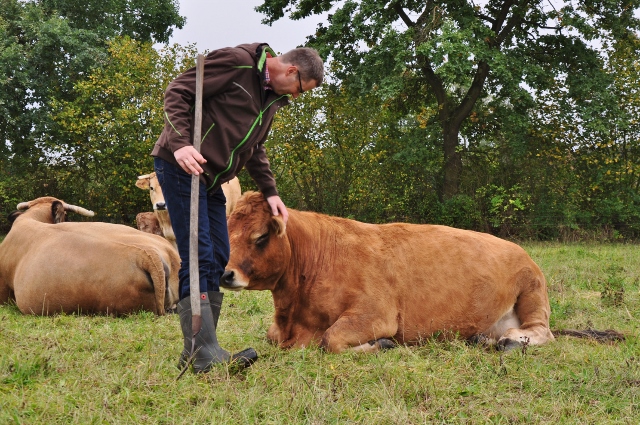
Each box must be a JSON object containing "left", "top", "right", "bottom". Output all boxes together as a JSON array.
[
  {"left": 483, "top": 307, "right": 521, "bottom": 341},
  {"left": 391, "top": 279, "right": 519, "bottom": 343},
  {"left": 12, "top": 247, "right": 157, "bottom": 315}
]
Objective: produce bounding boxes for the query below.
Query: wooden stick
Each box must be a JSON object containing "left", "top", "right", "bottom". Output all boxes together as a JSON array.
[{"left": 189, "top": 54, "right": 205, "bottom": 329}]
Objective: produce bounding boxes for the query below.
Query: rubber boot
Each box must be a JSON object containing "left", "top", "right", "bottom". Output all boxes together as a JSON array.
[
  {"left": 208, "top": 291, "right": 224, "bottom": 329},
  {"left": 177, "top": 293, "right": 258, "bottom": 373},
  {"left": 177, "top": 293, "right": 230, "bottom": 373},
  {"left": 208, "top": 291, "right": 259, "bottom": 368},
  {"left": 178, "top": 291, "right": 225, "bottom": 368}
]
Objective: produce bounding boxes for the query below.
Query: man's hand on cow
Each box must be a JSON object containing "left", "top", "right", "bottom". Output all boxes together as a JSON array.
[
  {"left": 174, "top": 146, "right": 206, "bottom": 175},
  {"left": 267, "top": 195, "right": 289, "bottom": 225}
]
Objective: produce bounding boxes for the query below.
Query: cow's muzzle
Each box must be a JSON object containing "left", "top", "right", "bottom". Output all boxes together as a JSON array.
[
  {"left": 220, "top": 270, "right": 245, "bottom": 291},
  {"left": 154, "top": 202, "right": 167, "bottom": 211}
]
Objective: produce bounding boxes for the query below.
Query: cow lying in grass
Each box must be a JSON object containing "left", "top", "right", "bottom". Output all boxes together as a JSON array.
[
  {"left": 221, "top": 192, "right": 556, "bottom": 353},
  {"left": 0, "top": 197, "right": 179, "bottom": 316}
]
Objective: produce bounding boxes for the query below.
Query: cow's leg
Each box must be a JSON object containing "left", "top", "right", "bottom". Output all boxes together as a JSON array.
[
  {"left": 350, "top": 338, "right": 397, "bottom": 353},
  {"left": 267, "top": 322, "right": 320, "bottom": 349},
  {"left": 0, "top": 280, "right": 13, "bottom": 304},
  {"left": 320, "top": 310, "right": 398, "bottom": 354},
  {"left": 498, "top": 269, "right": 555, "bottom": 350}
]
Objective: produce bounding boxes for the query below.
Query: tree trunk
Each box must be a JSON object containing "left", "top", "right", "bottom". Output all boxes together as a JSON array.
[{"left": 442, "top": 124, "right": 462, "bottom": 200}]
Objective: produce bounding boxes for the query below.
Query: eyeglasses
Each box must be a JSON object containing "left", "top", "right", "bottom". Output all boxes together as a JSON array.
[{"left": 297, "top": 71, "right": 305, "bottom": 94}]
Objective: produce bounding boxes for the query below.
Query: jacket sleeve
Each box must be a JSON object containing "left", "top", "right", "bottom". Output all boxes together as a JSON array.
[
  {"left": 245, "top": 132, "right": 278, "bottom": 199},
  {"left": 158, "top": 48, "right": 242, "bottom": 153}
]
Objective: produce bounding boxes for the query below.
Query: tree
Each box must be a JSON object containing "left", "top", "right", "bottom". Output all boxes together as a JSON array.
[
  {"left": 264, "top": 86, "right": 397, "bottom": 220},
  {"left": 45, "top": 38, "right": 196, "bottom": 223},
  {"left": 39, "top": 0, "right": 185, "bottom": 44},
  {"left": 0, "top": 0, "right": 184, "bottom": 193},
  {"left": 257, "top": 0, "right": 640, "bottom": 199}
]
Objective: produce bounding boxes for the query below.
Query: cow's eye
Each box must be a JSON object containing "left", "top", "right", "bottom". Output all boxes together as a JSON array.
[{"left": 255, "top": 233, "right": 269, "bottom": 248}]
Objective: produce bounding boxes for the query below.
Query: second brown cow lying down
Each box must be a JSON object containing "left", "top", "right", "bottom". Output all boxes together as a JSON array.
[
  {"left": 221, "top": 192, "right": 555, "bottom": 353},
  {"left": 0, "top": 197, "right": 180, "bottom": 316}
]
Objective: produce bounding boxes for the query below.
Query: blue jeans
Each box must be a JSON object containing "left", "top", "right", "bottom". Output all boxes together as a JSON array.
[{"left": 154, "top": 157, "right": 230, "bottom": 300}]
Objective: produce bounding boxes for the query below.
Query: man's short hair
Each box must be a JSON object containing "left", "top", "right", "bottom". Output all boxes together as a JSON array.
[{"left": 281, "top": 47, "right": 324, "bottom": 86}]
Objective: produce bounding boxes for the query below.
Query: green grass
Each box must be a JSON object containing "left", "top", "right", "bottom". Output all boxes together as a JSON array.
[{"left": 1, "top": 243, "right": 638, "bottom": 424}]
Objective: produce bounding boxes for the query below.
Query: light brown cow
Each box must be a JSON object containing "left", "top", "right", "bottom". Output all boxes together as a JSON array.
[
  {"left": 221, "top": 192, "right": 555, "bottom": 353},
  {"left": 135, "top": 172, "right": 242, "bottom": 250},
  {"left": 136, "top": 211, "right": 163, "bottom": 237},
  {"left": 135, "top": 172, "right": 177, "bottom": 250},
  {"left": 0, "top": 197, "right": 180, "bottom": 316}
]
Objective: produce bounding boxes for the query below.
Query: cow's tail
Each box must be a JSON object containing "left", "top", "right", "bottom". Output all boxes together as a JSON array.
[
  {"left": 135, "top": 245, "right": 169, "bottom": 315},
  {"left": 552, "top": 328, "right": 625, "bottom": 343}
]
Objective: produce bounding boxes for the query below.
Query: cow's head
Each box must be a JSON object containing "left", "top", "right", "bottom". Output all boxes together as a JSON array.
[
  {"left": 221, "top": 192, "right": 289, "bottom": 291},
  {"left": 9, "top": 197, "right": 95, "bottom": 225},
  {"left": 136, "top": 172, "right": 167, "bottom": 212}
]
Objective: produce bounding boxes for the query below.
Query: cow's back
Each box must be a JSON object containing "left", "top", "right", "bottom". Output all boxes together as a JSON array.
[{"left": 222, "top": 177, "right": 242, "bottom": 216}]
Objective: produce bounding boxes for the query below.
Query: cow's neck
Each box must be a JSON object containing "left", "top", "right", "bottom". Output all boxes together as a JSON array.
[
  {"left": 287, "top": 210, "right": 336, "bottom": 282},
  {"left": 270, "top": 211, "right": 339, "bottom": 335}
]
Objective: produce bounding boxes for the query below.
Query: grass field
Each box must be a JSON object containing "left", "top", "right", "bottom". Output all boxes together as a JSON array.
[{"left": 1, "top": 242, "right": 638, "bottom": 424}]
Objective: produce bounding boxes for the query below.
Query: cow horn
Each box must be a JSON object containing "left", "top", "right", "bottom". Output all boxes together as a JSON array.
[
  {"left": 16, "top": 202, "right": 30, "bottom": 211},
  {"left": 62, "top": 203, "right": 95, "bottom": 217},
  {"left": 137, "top": 173, "right": 152, "bottom": 179}
]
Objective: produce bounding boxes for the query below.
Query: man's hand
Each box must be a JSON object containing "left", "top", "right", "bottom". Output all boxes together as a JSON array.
[
  {"left": 174, "top": 146, "right": 206, "bottom": 175},
  {"left": 266, "top": 195, "right": 289, "bottom": 225}
]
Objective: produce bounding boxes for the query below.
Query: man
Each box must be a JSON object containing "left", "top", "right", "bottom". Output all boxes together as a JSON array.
[{"left": 151, "top": 43, "right": 324, "bottom": 373}]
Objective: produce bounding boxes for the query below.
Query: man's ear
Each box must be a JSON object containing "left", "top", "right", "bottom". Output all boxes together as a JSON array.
[{"left": 285, "top": 65, "right": 297, "bottom": 76}]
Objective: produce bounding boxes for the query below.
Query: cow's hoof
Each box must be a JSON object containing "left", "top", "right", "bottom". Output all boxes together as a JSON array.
[
  {"left": 378, "top": 338, "right": 396, "bottom": 350},
  {"left": 369, "top": 338, "right": 396, "bottom": 350},
  {"left": 467, "top": 334, "right": 490, "bottom": 346},
  {"left": 497, "top": 338, "right": 522, "bottom": 352}
]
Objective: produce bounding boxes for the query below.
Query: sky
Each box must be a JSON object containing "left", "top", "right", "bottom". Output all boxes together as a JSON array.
[{"left": 165, "top": 0, "right": 328, "bottom": 54}]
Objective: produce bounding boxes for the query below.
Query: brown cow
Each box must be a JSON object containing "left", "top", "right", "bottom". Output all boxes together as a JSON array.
[
  {"left": 135, "top": 172, "right": 177, "bottom": 250},
  {"left": 221, "top": 192, "right": 555, "bottom": 353},
  {"left": 0, "top": 197, "right": 180, "bottom": 316},
  {"left": 135, "top": 172, "right": 242, "bottom": 250}
]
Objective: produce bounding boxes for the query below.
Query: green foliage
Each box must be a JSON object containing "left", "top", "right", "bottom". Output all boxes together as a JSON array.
[
  {"left": 47, "top": 39, "right": 197, "bottom": 224},
  {"left": 265, "top": 85, "right": 399, "bottom": 221},
  {"left": 2, "top": 1, "right": 640, "bottom": 239},
  {"left": 476, "top": 184, "right": 530, "bottom": 237},
  {"left": 39, "top": 0, "right": 185, "bottom": 43},
  {"left": 437, "top": 194, "right": 482, "bottom": 230},
  {"left": 257, "top": 0, "right": 640, "bottom": 200},
  {"left": 0, "top": 38, "right": 195, "bottom": 230},
  {"left": 0, "top": 0, "right": 184, "bottom": 229}
]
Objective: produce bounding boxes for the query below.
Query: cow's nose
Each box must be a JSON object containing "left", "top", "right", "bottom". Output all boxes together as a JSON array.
[
  {"left": 221, "top": 270, "right": 234, "bottom": 287},
  {"left": 155, "top": 202, "right": 166, "bottom": 210}
]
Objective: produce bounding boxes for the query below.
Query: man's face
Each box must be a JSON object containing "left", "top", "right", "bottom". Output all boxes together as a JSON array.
[{"left": 271, "top": 65, "right": 313, "bottom": 99}]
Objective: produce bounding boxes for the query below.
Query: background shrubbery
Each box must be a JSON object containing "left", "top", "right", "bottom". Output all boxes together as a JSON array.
[{"left": 2, "top": 0, "right": 639, "bottom": 241}]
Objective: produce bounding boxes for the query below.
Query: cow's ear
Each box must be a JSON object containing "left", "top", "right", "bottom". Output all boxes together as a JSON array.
[
  {"left": 51, "top": 201, "right": 67, "bottom": 223},
  {"left": 270, "top": 216, "right": 286, "bottom": 237},
  {"left": 8, "top": 210, "right": 22, "bottom": 223},
  {"left": 135, "top": 178, "right": 150, "bottom": 190}
]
